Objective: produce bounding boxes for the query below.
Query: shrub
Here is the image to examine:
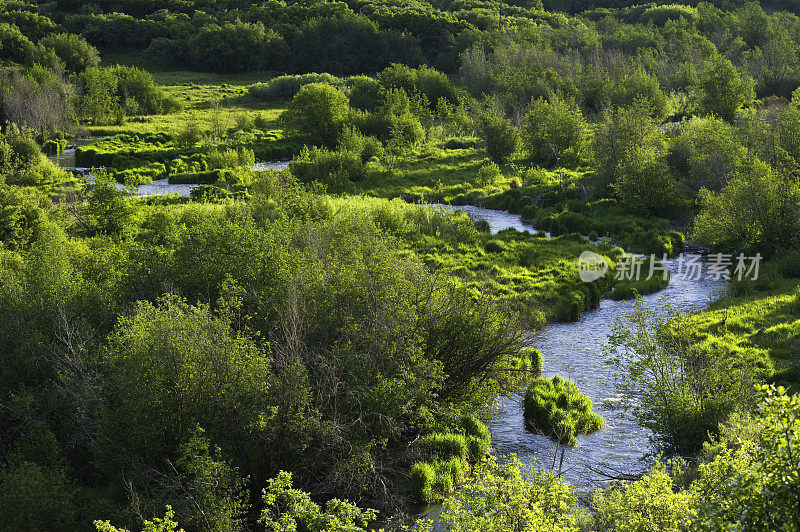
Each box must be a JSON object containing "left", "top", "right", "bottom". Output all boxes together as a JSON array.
[
  {"left": 478, "top": 113, "right": 518, "bottom": 163},
  {"left": 776, "top": 249, "right": 800, "bottom": 277},
  {"left": 280, "top": 83, "right": 350, "bottom": 147},
  {"left": 289, "top": 146, "right": 367, "bottom": 189},
  {"left": 640, "top": 4, "right": 698, "bottom": 25},
  {"left": 691, "top": 58, "right": 755, "bottom": 122},
  {"left": 39, "top": 33, "right": 99, "bottom": 72},
  {"left": 248, "top": 73, "right": 344, "bottom": 100},
  {"left": 522, "top": 96, "right": 588, "bottom": 168},
  {"left": 591, "top": 462, "right": 690, "bottom": 532},
  {"left": 346, "top": 76, "right": 383, "bottom": 111},
  {"left": 523, "top": 375, "right": 604, "bottom": 446},
  {"left": 477, "top": 160, "right": 502, "bottom": 187}
]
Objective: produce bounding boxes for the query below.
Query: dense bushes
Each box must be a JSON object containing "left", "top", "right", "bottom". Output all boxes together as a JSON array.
[
  {"left": 185, "top": 22, "right": 287, "bottom": 74},
  {"left": 39, "top": 32, "right": 99, "bottom": 72},
  {"left": 280, "top": 83, "right": 350, "bottom": 147},
  {"left": 249, "top": 73, "right": 344, "bottom": 100},
  {"left": 523, "top": 375, "right": 604, "bottom": 446},
  {"left": 76, "top": 65, "right": 180, "bottom": 125},
  {"left": 478, "top": 112, "right": 518, "bottom": 163},
  {"left": 522, "top": 96, "right": 588, "bottom": 168}
]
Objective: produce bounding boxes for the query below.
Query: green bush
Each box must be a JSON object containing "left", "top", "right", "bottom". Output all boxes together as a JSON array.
[
  {"left": 248, "top": 73, "right": 344, "bottom": 100},
  {"left": 478, "top": 113, "right": 519, "bottom": 164},
  {"left": 289, "top": 146, "right": 367, "bottom": 189},
  {"left": 523, "top": 375, "right": 604, "bottom": 446}
]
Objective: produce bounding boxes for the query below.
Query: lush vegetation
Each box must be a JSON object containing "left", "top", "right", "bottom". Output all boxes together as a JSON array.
[
  {"left": 2, "top": 0, "right": 800, "bottom": 529},
  {"left": 523, "top": 376, "right": 605, "bottom": 446}
]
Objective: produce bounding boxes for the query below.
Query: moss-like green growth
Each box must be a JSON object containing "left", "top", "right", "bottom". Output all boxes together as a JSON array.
[
  {"left": 523, "top": 376, "right": 604, "bottom": 446},
  {"left": 410, "top": 414, "right": 492, "bottom": 503}
]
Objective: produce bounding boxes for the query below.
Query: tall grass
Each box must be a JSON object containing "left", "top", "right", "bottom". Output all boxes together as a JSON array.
[{"left": 524, "top": 376, "right": 604, "bottom": 446}]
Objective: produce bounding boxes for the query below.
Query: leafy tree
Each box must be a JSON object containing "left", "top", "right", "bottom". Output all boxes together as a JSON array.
[
  {"left": 281, "top": 83, "right": 350, "bottom": 147},
  {"left": 609, "top": 67, "right": 669, "bottom": 121},
  {"left": 666, "top": 116, "right": 744, "bottom": 193},
  {"left": 605, "top": 297, "right": 765, "bottom": 454},
  {"left": 613, "top": 144, "right": 676, "bottom": 215},
  {"left": 86, "top": 177, "right": 134, "bottom": 236},
  {"left": 591, "top": 462, "right": 690, "bottom": 532},
  {"left": 694, "top": 157, "right": 800, "bottom": 255},
  {"left": 692, "top": 58, "right": 755, "bottom": 122},
  {"left": 95, "top": 507, "right": 183, "bottom": 532},
  {"left": 522, "top": 96, "right": 588, "bottom": 167},
  {"left": 39, "top": 33, "right": 100, "bottom": 72},
  {"left": 416, "top": 456, "right": 579, "bottom": 532},
  {"left": 102, "top": 294, "right": 275, "bottom": 466},
  {"left": 0, "top": 65, "right": 72, "bottom": 134},
  {"left": 78, "top": 66, "right": 121, "bottom": 125},
  {"left": 478, "top": 112, "right": 518, "bottom": 163},
  {"left": 690, "top": 385, "right": 800, "bottom": 531},
  {"left": 591, "top": 103, "right": 664, "bottom": 195},
  {"left": 185, "top": 22, "right": 287, "bottom": 73}
]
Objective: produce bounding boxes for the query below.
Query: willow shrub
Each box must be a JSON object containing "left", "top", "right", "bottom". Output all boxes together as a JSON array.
[{"left": 523, "top": 376, "right": 604, "bottom": 446}]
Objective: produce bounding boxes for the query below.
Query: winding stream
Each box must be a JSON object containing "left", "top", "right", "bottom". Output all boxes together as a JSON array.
[
  {"left": 51, "top": 138, "right": 724, "bottom": 499},
  {"left": 432, "top": 205, "right": 725, "bottom": 490}
]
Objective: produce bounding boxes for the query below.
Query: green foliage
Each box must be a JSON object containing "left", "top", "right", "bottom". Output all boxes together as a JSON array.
[
  {"left": 640, "top": 4, "right": 698, "bottom": 26},
  {"left": 523, "top": 375, "right": 604, "bottom": 446},
  {"left": 606, "top": 297, "right": 771, "bottom": 454},
  {"left": 39, "top": 32, "right": 100, "bottom": 72},
  {"left": 420, "top": 432, "right": 469, "bottom": 461},
  {"left": 694, "top": 157, "right": 800, "bottom": 256},
  {"left": 522, "top": 96, "right": 588, "bottom": 168},
  {"left": 666, "top": 116, "right": 744, "bottom": 193},
  {"left": 181, "top": 22, "right": 287, "bottom": 74},
  {"left": 477, "top": 112, "right": 518, "bottom": 163},
  {"left": 689, "top": 385, "right": 800, "bottom": 531},
  {"left": 78, "top": 65, "right": 177, "bottom": 125},
  {"left": 591, "top": 462, "right": 690, "bottom": 532},
  {"left": 103, "top": 294, "right": 276, "bottom": 466},
  {"left": 281, "top": 83, "right": 350, "bottom": 147},
  {"left": 377, "top": 64, "right": 459, "bottom": 109},
  {"left": 249, "top": 73, "right": 344, "bottom": 101},
  {"left": 0, "top": 426, "right": 78, "bottom": 531},
  {"left": 260, "top": 471, "right": 376, "bottom": 532},
  {"left": 416, "top": 456, "right": 579, "bottom": 532},
  {"left": 691, "top": 58, "right": 755, "bottom": 122},
  {"left": 95, "top": 507, "right": 183, "bottom": 532},
  {"left": 591, "top": 103, "right": 665, "bottom": 197},
  {"left": 289, "top": 145, "right": 369, "bottom": 189},
  {"left": 613, "top": 145, "right": 676, "bottom": 215}
]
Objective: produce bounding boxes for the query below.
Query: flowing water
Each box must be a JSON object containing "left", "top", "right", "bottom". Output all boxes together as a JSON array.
[
  {"left": 49, "top": 139, "right": 290, "bottom": 197},
  {"left": 429, "top": 204, "right": 725, "bottom": 491}
]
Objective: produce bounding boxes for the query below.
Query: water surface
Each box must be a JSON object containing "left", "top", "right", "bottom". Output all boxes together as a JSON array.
[{"left": 435, "top": 204, "right": 724, "bottom": 490}]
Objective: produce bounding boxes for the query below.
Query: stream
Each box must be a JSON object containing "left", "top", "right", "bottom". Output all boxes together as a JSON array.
[
  {"left": 49, "top": 138, "right": 290, "bottom": 197},
  {"left": 51, "top": 138, "right": 725, "bottom": 506},
  {"left": 431, "top": 204, "right": 725, "bottom": 490}
]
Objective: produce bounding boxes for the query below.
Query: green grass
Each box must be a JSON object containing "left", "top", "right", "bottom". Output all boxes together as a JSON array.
[
  {"left": 327, "top": 196, "right": 631, "bottom": 326},
  {"left": 681, "top": 277, "right": 800, "bottom": 389},
  {"left": 410, "top": 414, "right": 492, "bottom": 504},
  {"left": 99, "top": 48, "right": 274, "bottom": 86},
  {"left": 523, "top": 375, "right": 605, "bottom": 446},
  {"left": 87, "top": 82, "right": 284, "bottom": 137}
]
